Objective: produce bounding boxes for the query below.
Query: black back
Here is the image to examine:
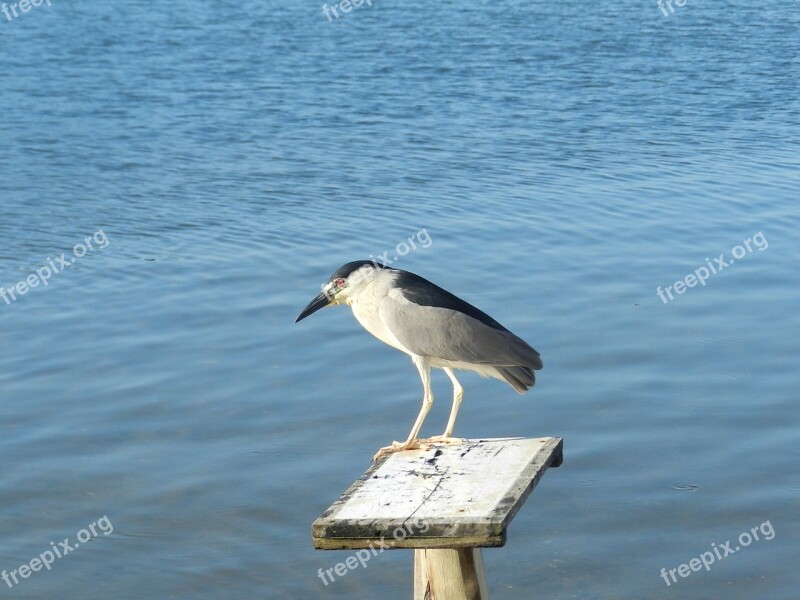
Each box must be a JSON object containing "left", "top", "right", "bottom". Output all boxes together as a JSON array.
[{"left": 394, "top": 270, "right": 508, "bottom": 332}]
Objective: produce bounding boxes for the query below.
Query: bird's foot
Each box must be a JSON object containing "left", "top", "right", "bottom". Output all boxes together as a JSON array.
[
  {"left": 418, "top": 435, "right": 467, "bottom": 447},
  {"left": 372, "top": 440, "right": 421, "bottom": 462}
]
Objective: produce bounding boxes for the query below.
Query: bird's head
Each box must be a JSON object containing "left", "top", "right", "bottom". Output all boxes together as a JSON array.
[{"left": 295, "top": 260, "right": 386, "bottom": 323}]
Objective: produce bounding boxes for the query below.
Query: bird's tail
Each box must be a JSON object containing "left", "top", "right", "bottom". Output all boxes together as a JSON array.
[{"left": 495, "top": 366, "right": 536, "bottom": 393}]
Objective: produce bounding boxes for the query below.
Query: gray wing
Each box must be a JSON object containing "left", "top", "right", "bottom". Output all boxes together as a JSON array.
[{"left": 378, "top": 294, "right": 542, "bottom": 370}]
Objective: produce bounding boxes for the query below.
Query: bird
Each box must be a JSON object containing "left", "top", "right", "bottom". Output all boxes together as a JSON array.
[{"left": 295, "top": 260, "right": 543, "bottom": 461}]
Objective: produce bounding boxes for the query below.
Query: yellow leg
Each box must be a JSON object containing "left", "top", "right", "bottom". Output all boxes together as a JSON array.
[
  {"left": 442, "top": 367, "right": 464, "bottom": 437},
  {"left": 416, "top": 368, "right": 466, "bottom": 447},
  {"left": 373, "top": 356, "right": 433, "bottom": 462}
]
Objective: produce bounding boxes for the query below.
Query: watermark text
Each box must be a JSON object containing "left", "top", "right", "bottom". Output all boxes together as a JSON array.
[
  {"left": 656, "top": 231, "right": 767, "bottom": 304},
  {"left": 1, "top": 228, "right": 110, "bottom": 307},
  {"left": 322, "top": 0, "right": 372, "bottom": 22},
  {"left": 317, "top": 518, "right": 428, "bottom": 586},
  {"left": 660, "top": 520, "right": 775, "bottom": 586},
  {"left": 2, "top": 0, "right": 53, "bottom": 23},
  {"left": 2, "top": 516, "right": 113, "bottom": 590}
]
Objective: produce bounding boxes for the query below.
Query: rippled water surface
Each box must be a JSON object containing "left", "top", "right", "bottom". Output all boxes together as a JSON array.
[{"left": 1, "top": 1, "right": 798, "bottom": 598}]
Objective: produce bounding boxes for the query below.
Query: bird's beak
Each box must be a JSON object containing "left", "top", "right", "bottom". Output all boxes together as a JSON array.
[{"left": 295, "top": 291, "right": 332, "bottom": 323}]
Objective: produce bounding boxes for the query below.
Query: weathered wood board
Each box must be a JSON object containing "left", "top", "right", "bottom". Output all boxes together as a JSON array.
[{"left": 313, "top": 437, "right": 563, "bottom": 550}]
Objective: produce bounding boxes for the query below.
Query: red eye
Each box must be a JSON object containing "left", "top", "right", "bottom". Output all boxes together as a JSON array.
[{"left": 335, "top": 278, "right": 346, "bottom": 288}]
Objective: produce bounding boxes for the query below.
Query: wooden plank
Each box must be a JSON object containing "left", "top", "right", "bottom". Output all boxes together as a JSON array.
[{"left": 313, "top": 437, "right": 562, "bottom": 550}]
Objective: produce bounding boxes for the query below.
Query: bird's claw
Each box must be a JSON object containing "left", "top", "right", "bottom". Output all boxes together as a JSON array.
[
  {"left": 372, "top": 440, "right": 421, "bottom": 462},
  {"left": 419, "top": 435, "right": 466, "bottom": 446},
  {"left": 372, "top": 437, "right": 468, "bottom": 461}
]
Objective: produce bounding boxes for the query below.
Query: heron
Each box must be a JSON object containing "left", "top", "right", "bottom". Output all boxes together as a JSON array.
[{"left": 295, "top": 260, "right": 543, "bottom": 461}]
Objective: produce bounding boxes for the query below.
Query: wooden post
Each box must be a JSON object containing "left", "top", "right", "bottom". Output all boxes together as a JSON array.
[
  {"left": 413, "top": 547, "right": 489, "bottom": 600},
  {"left": 313, "top": 437, "right": 563, "bottom": 598}
]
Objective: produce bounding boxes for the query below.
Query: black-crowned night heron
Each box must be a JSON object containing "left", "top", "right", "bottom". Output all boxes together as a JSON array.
[{"left": 295, "top": 260, "right": 543, "bottom": 461}]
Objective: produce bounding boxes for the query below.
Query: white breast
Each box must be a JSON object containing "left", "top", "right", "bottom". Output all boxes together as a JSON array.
[{"left": 348, "top": 272, "right": 412, "bottom": 355}]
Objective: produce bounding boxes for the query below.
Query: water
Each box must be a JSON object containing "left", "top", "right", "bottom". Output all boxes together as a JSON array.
[{"left": 0, "top": 1, "right": 798, "bottom": 598}]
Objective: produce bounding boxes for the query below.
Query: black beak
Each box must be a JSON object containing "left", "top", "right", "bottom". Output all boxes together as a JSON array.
[{"left": 295, "top": 291, "right": 331, "bottom": 323}]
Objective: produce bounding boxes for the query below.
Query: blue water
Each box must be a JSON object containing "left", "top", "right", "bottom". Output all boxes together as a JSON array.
[{"left": 1, "top": 1, "right": 798, "bottom": 598}]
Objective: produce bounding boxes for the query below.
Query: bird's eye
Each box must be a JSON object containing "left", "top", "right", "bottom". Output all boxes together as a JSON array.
[{"left": 334, "top": 278, "right": 346, "bottom": 288}]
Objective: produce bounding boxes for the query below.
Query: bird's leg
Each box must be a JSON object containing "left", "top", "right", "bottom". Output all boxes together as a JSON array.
[
  {"left": 373, "top": 356, "right": 433, "bottom": 462},
  {"left": 424, "top": 367, "right": 466, "bottom": 445},
  {"left": 442, "top": 368, "right": 464, "bottom": 437}
]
